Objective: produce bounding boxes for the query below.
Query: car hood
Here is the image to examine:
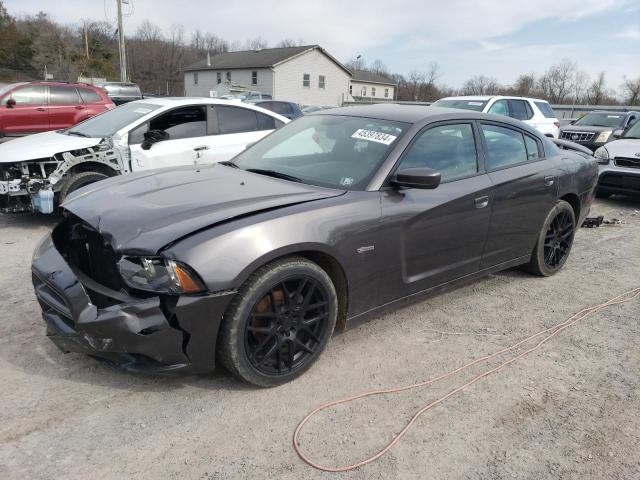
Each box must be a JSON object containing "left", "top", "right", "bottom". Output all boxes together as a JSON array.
[
  {"left": 0, "top": 130, "right": 102, "bottom": 163},
  {"left": 560, "top": 125, "right": 612, "bottom": 133},
  {"left": 62, "top": 163, "right": 346, "bottom": 254},
  {"left": 603, "top": 138, "right": 640, "bottom": 156}
]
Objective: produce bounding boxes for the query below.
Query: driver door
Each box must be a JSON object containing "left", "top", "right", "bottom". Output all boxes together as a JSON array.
[{"left": 128, "top": 105, "right": 208, "bottom": 171}]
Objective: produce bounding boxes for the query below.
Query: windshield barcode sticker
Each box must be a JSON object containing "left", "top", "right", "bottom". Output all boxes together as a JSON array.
[
  {"left": 133, "top": 108, "right": 152, "bottom": 114},
  {"left": 351, "top": 129, "right": 397, "bottom": 145},
  {"left": 468, "top": 101, "right": 484, "bottom": 106}
]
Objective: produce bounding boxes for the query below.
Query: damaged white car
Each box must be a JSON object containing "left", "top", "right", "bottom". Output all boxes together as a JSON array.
[{"left": 0, "top": 98, "right": 288, "bottom": 213}]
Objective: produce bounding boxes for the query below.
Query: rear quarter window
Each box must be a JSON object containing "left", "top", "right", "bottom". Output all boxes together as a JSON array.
[
  {"left": 78, "top": 88, "right": 103, "bottom": 103},
  {"left": 534, "top": 101, "right": 557, "bottom": 119}
]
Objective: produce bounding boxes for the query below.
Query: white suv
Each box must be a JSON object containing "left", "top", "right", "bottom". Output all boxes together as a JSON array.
[{"left": 433, "top": 96, "right": 560, "bottom": 138}]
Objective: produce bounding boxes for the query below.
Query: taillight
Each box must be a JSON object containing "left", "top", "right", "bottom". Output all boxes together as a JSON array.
[{"left": 554, "top": 121, "right": 560, "bottom": 128}]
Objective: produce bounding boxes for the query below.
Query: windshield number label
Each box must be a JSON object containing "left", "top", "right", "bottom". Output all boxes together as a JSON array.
[{"left": 351, "top": 129, "right": 397, "bottom": 145}]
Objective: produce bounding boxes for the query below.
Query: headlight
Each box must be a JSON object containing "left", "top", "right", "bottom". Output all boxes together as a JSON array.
[
  {"left": 594, "top": 131, "right": 611, "bottom": 143},
  {"left": 594, "top": 146, "right": 609, "bottom": 165},
  {"left": 117, "top": 256, "right": 205, "bottom": 294}
]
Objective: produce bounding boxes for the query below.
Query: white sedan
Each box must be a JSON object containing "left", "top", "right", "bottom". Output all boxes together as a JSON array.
[{"left": 0, "top": 98, "right": 288, "bottom": 213}]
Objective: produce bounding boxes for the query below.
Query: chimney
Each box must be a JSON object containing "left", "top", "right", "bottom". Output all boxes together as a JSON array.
[{"left": 206, "top": 52, "right": 211, "bottom": 67}]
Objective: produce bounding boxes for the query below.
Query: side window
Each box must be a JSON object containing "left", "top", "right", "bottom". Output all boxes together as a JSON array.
[
  {"left": 5, "top": 85, "right": 46, "bottom": 105},
  {"left": 149, "top": 106, "right": 207, "bottom": 140},
  {"left": 256, "top": 112, "right": 276, "bottom": 131},
  {"left": 215, "top": 106, "right": 258, "bottom": 134},
  {"left": 524, "top": 135, "right": 541, "bottom": 160},
  {"left": 508, "top": 100, "right": 532, "bottom": 120},
  {"left": 49, "top": 86, "right": 81, "bottom": 105},
  {"left": 77, "top": 88, "right": 102, "bottom": 103},
  {"left": 128, "top": 122, "right": 149, "bottom": 145},
  {"left": 399, "top": 123, "right": 478, "bottom": 182},
  {"left": 481, "top": 124, "right": 528, "bottom": 170},
  {"left": 269, "top": 102, "right": 293, "bottom": 116},
  {"left": 488, "top": 100, "right": 509, "bottom": 117}
]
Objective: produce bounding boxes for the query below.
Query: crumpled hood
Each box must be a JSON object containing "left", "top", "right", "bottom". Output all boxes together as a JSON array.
[
  {"left": 63, "top": 163, "right": 345, "bottom": 254},
  {"left": 0, "top": 130, "right": 102, "bottom": 163},
  {"left": 603, "top": 138, "right": 640, "bottom": 157}
]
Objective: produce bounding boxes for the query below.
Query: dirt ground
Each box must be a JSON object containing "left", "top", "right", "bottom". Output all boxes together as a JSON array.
[{"left": 1, "top": 197, "right": 639, "bottom": 480}]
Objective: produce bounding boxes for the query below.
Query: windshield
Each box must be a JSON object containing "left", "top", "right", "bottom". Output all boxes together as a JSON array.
[
  {"left": 574, "top": 112, "right": 625, "bottom": 128},
  {"left": 623, "top": 121, "right": 640, "bottom": 139},
  {"left": 65, "top": 102, "right": 161, "bottom": 138},
  {"left": 432, "top": 99, "right": 488, "bottom": 112},
  {"left": 232, "top": 115, "right": 409, "bottom": 190}
]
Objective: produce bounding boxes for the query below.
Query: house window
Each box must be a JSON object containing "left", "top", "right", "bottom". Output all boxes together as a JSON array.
[
  {"left": 252, "top": 71, "right": 258, "bottom": 85},
  {"left": 349, "top": 84, "right": 353, "bottom": 95},
  {"left": 226, "top": 71, "right": 231, "bottom": 81},
  {"left": 371, "top": 87, "right": 376, "bottom": 97},
  {"left": 217, "top": 72, "right": 221, "bottom": 84},
  {"left": 384, "top": 88, "right": 389, "bottom": 98},
  {"left": 318, "top": 75, "right": 326, "bottom": 89},
  {"left": 193, "top": 72, "right": 198, "bottom": 85},
  {"left": 303, "top": 73, "right": 310, "bottom": 88},
  {"left": 362, "top": 86, "right": 367, "bottom": 96}
]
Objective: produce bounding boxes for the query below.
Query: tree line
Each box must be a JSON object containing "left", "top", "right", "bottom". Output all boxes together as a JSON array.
[{"left": 1, "top": 1, "right": 638, "bottom": 104}]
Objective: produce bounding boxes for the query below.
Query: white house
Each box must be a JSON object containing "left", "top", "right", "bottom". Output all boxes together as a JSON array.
[
  {"left": 349, "top": 70, "right": 397, "bottom": 101},
  {"left": 183, "top": 45, "right": 352, "bottom": 107}
]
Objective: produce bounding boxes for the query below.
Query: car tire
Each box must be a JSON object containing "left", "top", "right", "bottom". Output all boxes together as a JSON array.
[
  {"left": 217, "top": 257, "right": 337, "bottom": 387},
  {"left": 525, "top": 200, "right": 576, "bottom": 277},
  {"left": 59, "top": 171, "right": 109, "bottom": 204}
]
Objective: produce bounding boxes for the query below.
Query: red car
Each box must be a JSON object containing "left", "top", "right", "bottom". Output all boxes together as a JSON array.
[{"left": 0, "top": 81, "right": 115, "bottom": 138}]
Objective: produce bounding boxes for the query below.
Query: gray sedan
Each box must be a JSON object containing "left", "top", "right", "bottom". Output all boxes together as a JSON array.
[{"left": 32, "top": 105, "right": 598, "bottom": 386}]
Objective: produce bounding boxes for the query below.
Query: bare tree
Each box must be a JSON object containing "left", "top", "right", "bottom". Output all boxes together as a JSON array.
[
  {"left": 537, "top": 59, "right": 580, "bottom": 104},
  {"left": 513, "top": 73, "right": 536, "bottom": 96},
  {"left": 345, "top": 56, "right": 366, "bottom": 71},
  {"left": 585, "top": 71, "right": 608, "bottom": 105},
  {"left": 369, "top": 59, "right": 388, "bottom": 75},
  {"left": 461, "top": 75, "right": 501, "bottom": 95},
  {"left": 621, "top": 76, "right": 640, "bottom": 105},
  {"left": 275, "top": 39, "right": 304, "bottom": 48}
]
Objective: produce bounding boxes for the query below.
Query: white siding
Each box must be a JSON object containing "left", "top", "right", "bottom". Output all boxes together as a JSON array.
[
  {"left": 184, "top": 68, "right": 273, "bottom": 97},
  {"left": 272, "top": 49, "right": 350, "bottom": 106},
  {"left": 350, "top": 81, "right": 395, "bottom": 100}
]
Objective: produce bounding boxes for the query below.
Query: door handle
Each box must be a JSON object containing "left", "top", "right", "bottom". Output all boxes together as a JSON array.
[
  {"left": 474, "top": 195, "right": 489, "bottom": 209},
  {"left": 193, "top": 146, "right": 209, "bottom": 151},
  {"left": 544, "top": 175, "right": 555, "bottom": 187},
  {"left": 75, "top": 105, "right": 86, "bottom": 110},
  {"left": 36, "top": 107, "right": 47, "bottom": 111}
]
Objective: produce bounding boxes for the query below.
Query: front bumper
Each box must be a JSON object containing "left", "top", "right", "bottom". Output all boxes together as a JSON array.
[
  {"left": 597, "top": 163, "right": 640, "bottom": 195},
  {"left": 31, "top": 235, "right": 234, "bottom": 374}
]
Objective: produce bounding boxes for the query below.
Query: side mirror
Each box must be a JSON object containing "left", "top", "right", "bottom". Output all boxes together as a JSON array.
[
  {"left": 612, "top": 129, "right": 624, "bottom": 139},
  {"left": 392, "top": 167, "right": 441, "bottom": 190},
  {"left": 141, "top": 129, "right": 169, "bottom": 150},
  {"left": 6, "top": 98, "right": 16, "bottom": 108}
]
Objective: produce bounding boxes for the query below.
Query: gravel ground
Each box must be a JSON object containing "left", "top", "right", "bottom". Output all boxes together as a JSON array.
[{"left": 1, "top": 197, "right": 639, "bottom": 479}]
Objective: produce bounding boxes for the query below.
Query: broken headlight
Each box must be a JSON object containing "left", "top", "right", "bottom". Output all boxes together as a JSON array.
[{"left": 117, "top": 256, "right": 205, "bottom": 294}]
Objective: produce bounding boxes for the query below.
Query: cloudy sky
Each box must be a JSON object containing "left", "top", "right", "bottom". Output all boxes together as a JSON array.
[{"left": 5, "top": 0, "right": 640, "bottom": 89}]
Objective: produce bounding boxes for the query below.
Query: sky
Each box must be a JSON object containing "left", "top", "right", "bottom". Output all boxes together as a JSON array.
[{"left": 5, "top": 0, "right": 640, "bottom": 89}]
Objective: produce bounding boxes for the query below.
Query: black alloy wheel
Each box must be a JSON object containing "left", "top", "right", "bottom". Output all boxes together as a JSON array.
[
  {"left": 245, "top": 277, "right": 329, "bottom": 375},
  {"left": 217, "top": 257, "right": 337, "bottom": 387},
  {"left": 543, "top": 210, "right": 574, "bottom": 268},
  {"left": 525, "top": 200, "right": 576, "bottom": 277}
]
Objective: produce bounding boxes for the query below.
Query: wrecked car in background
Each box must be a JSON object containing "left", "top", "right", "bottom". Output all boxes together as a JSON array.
[{"left": 0, "top": 98, "right": 288, "bottom": 213}]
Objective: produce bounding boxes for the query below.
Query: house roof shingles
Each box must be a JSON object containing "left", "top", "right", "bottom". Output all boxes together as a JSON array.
[
  {"left": 351, "top": 70, "right": 397, "bottom": 86},
  {"left": 183, "top": 45, "right": 350, "bottom": 74}
]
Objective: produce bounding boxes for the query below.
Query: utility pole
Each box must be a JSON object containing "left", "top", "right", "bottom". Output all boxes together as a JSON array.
[
  {"left": 84, "top": 24, "right": 89, "bottom": 59},
  {"left": 116, "top": 0, "right": 127, "bottom": 82}
]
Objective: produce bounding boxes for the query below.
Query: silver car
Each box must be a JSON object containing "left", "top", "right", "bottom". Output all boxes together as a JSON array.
[{"left": 594, "top": 121, "right": 640, "bottom": 197}]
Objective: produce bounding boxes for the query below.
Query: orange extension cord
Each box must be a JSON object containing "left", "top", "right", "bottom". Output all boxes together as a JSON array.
[{"left": 293, "top": 287, "right": 640, "bottom": 472}]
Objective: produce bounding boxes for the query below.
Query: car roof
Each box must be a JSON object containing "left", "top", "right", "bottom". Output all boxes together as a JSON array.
[
  {"left": 313, "top": 103, "right": 534, "bottom": 126},
  {"left": 438, "top": 95, "right": 550, "bottom": 103}
]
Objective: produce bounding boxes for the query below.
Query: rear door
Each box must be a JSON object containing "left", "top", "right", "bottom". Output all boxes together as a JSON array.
[
  {"left": 1, "top": 85, "right": 48, "bottom": 134},
  {"left": 197, "top": 105, "right": 281, "bottom": 164},
  {"left": 379, "top": 121, "right": 493, "bottom": 298},
  {"left": 129, "top": 105, "right": 207, "bottom": 171},
  {"left": 479, "top": 122, "right": 559, "bottom": 268},
  {"left": 48, "top": 85, "right": 84, "bottom": 129}
]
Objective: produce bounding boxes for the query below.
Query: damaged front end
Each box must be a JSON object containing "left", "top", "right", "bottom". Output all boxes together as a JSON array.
[
  {"left": 31, "top": 215, "right": 234, "bottom": 373},
  {"left": 1, "top": 141, "right": 123, "bottom": 214}
]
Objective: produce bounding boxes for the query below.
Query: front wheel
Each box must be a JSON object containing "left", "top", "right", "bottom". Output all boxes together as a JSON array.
[
  {"left": 525, "top": 200, "right": 576, "bottom": 277},
  {"left": 217, "top": 257, "right": 337, "bottom": 387},
  {"left": 59, "top": 171, "right": 109, "bottom": 204}
]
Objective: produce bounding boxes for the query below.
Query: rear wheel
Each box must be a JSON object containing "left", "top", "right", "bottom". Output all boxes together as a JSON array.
[
  {"left": 59, "top": 171, "right": 109, "bottom": 203},
  {"left": 526, "top": 200, "right": 576, "bottom": 276},
  {"left": 217, "top": 257, "right": 337, "bottom": 387}
]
